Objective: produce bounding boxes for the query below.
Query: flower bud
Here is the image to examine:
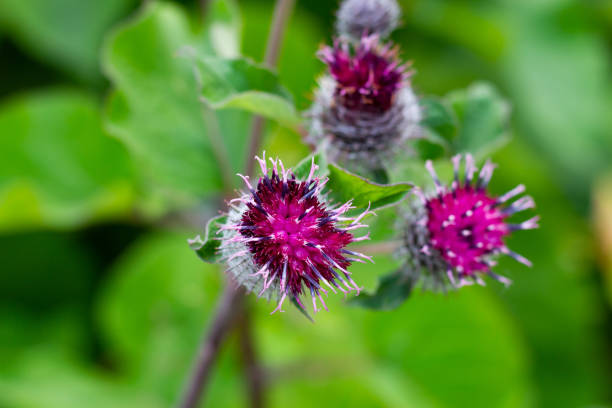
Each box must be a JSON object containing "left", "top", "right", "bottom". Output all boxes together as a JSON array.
[
  {"left": 308, "top": 35, "right": 421, "bottom": 172},
  {"left": 336, "top": 0, "right": 401, "bottom": 41}
]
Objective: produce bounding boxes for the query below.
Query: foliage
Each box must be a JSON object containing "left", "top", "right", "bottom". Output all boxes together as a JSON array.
[{"left": 0, "top": 0, "right": 611, "bottom": 407}]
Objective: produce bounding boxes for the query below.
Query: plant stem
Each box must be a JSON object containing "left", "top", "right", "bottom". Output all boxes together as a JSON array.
[
  {"left": 237, "top": 304, "right": 266, "bottom": 408},
  {"left": 176, "top": 1, "right": 296, "bottom": 407},
  {"left": 176, "top": 283, "right": 243, "bottom": 408},
  {"left": 245, "top": 0, "right": 296, "bottom": 178}
]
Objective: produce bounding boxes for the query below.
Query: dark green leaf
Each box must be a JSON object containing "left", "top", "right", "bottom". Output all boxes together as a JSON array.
[
  {"left": 98, "top": 232, "right": 223, "bottom": 402},
  {"left": 189, "top": 215, "right": 227, "bottom": 263},
  {"left": 327, "top": 164, "right": 412, "bottom": 210},
  {"left": 103, "top": 2, "right": 250, "bottom": 204},
  {"left": 349, "top": 267, "right": 415, "bottom": 310}
]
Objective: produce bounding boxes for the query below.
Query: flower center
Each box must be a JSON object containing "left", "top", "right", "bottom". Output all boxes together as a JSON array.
[{"left": 426, "top": 187, "right": 508, "bottom": 275}]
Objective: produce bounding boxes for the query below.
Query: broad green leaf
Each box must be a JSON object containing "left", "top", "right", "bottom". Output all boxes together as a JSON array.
[
  {"left": 349, "top": 267, "right": 415, "bottom": 310},
  {"left": 103, "top": 2, "right": 250, "bottom": 204},
  {"left": 0, "top": 0, "right": 136, "bottom": 81},
  {"left": 501, "top": 7, "right": 612, "bottom": 199},
  {"left": 420, "top": 96, "right": 456, "bottom": 144},
  {"left": 97, "top": 232, "right": 225, "bottom": 403},
  {"left": 447, "top": 81, "right": 511, "bottom": 159},
  {"left": 0, "top": 89, "right": 135, "bottom": 231},
  {"left": 252, "top": 278, "right": 529, "bottom": 408},
  {"left": 185, "top": 52, "right": 301, "bottom": 128},
  {"left": 360, "top": 289, "right": 531, "bottom": 408},
  {"left": 327, "top": 164, "right": 412, "bottom": 210},
  {"left": 189, "top": 214, "right": 227, "bottom": 263},
  {"left": 0, "top": 351, "right": 163, "bottom": 408}
]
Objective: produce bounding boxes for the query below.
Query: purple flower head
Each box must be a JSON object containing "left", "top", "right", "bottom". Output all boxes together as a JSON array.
[
  {"left": 336, "top": 0, "right": 401, "bottom": 41},
  {"left": 319, "top": 35, "right": 408, "bottom": 114},
  {"left": 309, "top": 36, "right": 421, "bottom": 171},
  {"left": 401, "top": 154, "right": 539, "bottom": 288},
  {"left": 220, "top": 154, "right": 373, "bottom": 314}
]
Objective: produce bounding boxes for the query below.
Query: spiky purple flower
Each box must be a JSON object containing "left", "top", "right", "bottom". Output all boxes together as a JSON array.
[
  {"left": 309, "top": 35, "right": 421, "bottom": 171},
  {"left": 401, "top": 154, "right": 539, "bottom": 288},
  {"left": 220, "top": 154, "right": 373, "bottom": 314},
  {"left": 336, "top": 0, "right": 401, "bottom": 41},
  {"left": 320, "top": 35, "right": 406, "bottom": 113}
]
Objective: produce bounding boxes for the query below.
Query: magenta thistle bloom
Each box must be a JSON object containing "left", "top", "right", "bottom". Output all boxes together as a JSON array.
[
  {"left": 336, "top": 0, "right": 401, "bottom": 42},
  {"left": 402, "top": 154, "right": 539, "bottom": 288},
  {"left": 319, "top": 35, "right": 407, "bottom": 113},
  {"left": 309, "top": 35, "right": 421, "bottom": 171},
  {"left": 220, "top": 154, "right": 373, "bottom": 314}
]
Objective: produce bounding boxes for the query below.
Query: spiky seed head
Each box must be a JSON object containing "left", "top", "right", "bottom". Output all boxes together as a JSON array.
[
  {"left": 399, "top": 154, "right": 539, "bottom": 289},
  {"left": 219, "top": 154, "right": 373, "bottom": 314},
  {"left": 336, "top": 0, "right": 401, "bottom": 41}
]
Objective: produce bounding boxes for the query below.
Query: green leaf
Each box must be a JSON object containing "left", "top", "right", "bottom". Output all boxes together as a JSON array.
[
  {"left": 185, "top": 52, "right": 301, "bottom": 128},
  {"left": 0, "top": 89, "right": 135, "bottom": 231},
  {"left": 418, "top": 83, "right": 511, "bottom": 161},
  {"left": 292, "top": 152, "right": 327, "bottom": 180},
  {"left": 327, "top": 164, "right": 412, "bottom": 210},
  {"left": 98, "top": 232, "right": 223, "bottom": 403},
  {"left": 420, "top": 96, "right": 456, "bottom": 144},
  {"left": 447, "top": 81, "right": 511, "bottom": 159},
  {"left": 189, "top": 215, "right": 227, "bottom": 263},
  {"left": 103, "top": 2, "right": 250, "bottom": 204},
  {"left": 0, "top": 0, "right": 136, "bottom": 81},
  {"left": 349, "top": 268, "right": 415, "bottom": 310},
  {"left": 0, "top": 351, "right": 163, "bottom": 408}
]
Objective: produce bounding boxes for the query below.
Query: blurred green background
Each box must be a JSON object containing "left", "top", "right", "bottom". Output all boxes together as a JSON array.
[{"left": 1, "top": 0, "right": 612, "bottom": 407}]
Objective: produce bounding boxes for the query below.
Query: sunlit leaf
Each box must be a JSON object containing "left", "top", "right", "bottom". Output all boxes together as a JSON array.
[{"left": 0, "top": 89, "right": 135, "bottom": 231}]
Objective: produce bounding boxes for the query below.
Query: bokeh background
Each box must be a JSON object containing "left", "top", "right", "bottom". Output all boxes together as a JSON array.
[{"left": 1, "top": 0, "right": 612, "bottom": 407}]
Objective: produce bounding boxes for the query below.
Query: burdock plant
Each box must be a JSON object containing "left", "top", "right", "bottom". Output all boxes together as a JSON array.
[
  {"left": 109, "top": 0, "right": 545, "bottom": 407},
  {"left": 308, "top": 34, "right": 421, "bottom": 176}
]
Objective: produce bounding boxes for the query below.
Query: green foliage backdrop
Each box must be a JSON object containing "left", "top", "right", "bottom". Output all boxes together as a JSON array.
[{"left": 0, "top": 0, "right": 611, "bottom": 407}]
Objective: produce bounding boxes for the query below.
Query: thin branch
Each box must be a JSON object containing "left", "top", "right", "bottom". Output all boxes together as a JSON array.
[
  {"left": 237, "top": 304, "right": 266, "bottom": 408},
  {"left": 176, "top": 283, "right": 244, "bottom": 408},
  {"left": 176, "top": 2, "right": 296, "bottom": 407},
  {"left": 245, "top": 0, "right": 296, "bottom": 177}
]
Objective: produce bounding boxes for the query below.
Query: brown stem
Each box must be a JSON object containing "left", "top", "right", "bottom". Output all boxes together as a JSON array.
[
  {"left": 176, "top": 283, "right": 243, "bottom": 408},
  {"left": 237, "top": 304, "right": 266, "bottom": 408},
  {"left": 245, "top": 0, "right": 296, "bottom": 178},
  {"left": 176, "top": 1, "right": 296, "bottom": 407}
]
